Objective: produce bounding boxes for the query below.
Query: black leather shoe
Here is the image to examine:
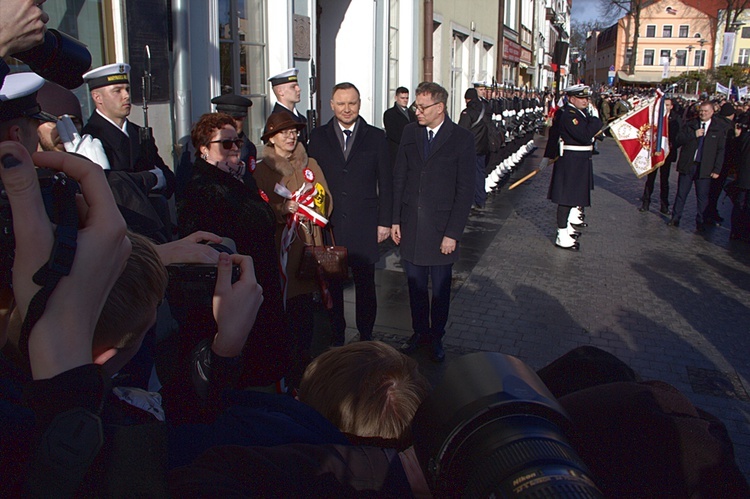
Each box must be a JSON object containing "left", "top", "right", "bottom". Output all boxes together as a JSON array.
[
  {"left": 638, "top": 202, "right": 650, "bottom": 212},
  {"left": 659, "top": 203, "right": 670, "bottom": 215},
  {"left": 570, "top": 231, "right": 581, "bottom": 239},
  {"left": 555, "top": 241, "right": 580, "bottom": 251},
  {"left": 667, "top": 219, "right": 679, "bottom": 227},
  {"left": 400, "top": 334, "right": 423, "bottom": 354},
  {"left": 431, "top": 340, "right": 445, "bottom": 363},
  {"left": 695, "top": 223, "right": 706, "bottom": 233}
]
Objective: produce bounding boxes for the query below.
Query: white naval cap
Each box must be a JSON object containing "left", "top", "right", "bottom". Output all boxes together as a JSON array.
[
  {"left": 0, "top": 72, "right": 57, "bottom": 123},
  {"left": 472, "top": 80, "right": 488, "bottom": 88},
  {"left": 83, "top": 63, "right": 131, "bottom": 90},
  {"left": 268, "top": 68, "right": 299, "bottom": 86},
  {"left": 563, "top": 84, "right": 591, "bottom": 98}
]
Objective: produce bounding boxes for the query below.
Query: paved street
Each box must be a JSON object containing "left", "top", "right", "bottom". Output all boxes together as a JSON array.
[{"left": 327, "top": 132, "right": 750, "bottom": 478}]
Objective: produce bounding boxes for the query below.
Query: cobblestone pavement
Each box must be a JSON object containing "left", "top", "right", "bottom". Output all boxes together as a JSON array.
[{"left": 329, "top": 132, "right": 750, "bottom": 479}]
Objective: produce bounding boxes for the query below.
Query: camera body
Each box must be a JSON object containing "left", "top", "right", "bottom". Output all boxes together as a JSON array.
[
  {"left": 0, "top": 169, "right": 79, "bottom": 288},
  {"left": 11, "top": 29, "right": 92, "bottom": 90}
]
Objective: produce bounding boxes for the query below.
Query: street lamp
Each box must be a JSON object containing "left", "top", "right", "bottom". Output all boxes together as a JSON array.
[{"left": 686, "top": 44, "right": 694, "bottom": 94}]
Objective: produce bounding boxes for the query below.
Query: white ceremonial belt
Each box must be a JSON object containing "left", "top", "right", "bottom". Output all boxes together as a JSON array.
[{"left": 560, "top": 145, "right": 592, "bottom": 156}]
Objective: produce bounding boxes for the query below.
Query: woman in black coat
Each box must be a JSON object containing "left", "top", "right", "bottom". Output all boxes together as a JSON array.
[{"left": 177, "top": 113, "right": 291, "bottom": 388}]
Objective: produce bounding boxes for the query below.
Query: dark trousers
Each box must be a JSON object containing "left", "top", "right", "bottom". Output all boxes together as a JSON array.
[
  {"left": 672, "top": 163, "right": 711, "bottom": 225},
  {"left": 474, "top": 154, "right": 487, "bottom": 207},
  {"left": 731, "top": 189, "right": 750, "bottom": 239},
  {"left": 557, "top": 205, "right": 573, "bottom": 228},
  {"left": 706, "top": 161, "right": 733, "bottom": 219},
  {"left": 402, "top": 260, "right": 453, "bottom": 341},
  {"left": 329, "top": 263, "right": 376, "bottom": 345},
  {"left": 643, "top": 162, "right": 671, "bottom": 206}
]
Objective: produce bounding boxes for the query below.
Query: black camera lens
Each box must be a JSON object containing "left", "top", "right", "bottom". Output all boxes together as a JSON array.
[
  {"left": 12, "top": 30, "right": 92, "bottom": 89},
  {"left": 412, "top": 352, "right": 603, "bottom": 498}
]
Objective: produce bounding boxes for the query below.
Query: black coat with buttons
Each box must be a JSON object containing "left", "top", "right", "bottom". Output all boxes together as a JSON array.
[{"left": 308, "top": 117, "right": 392, "bottom": 266}]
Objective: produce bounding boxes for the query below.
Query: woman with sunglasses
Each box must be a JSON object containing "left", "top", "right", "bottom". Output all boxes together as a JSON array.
[
  {"left": 177, "top": 112, "right": 292, "bottom": 391},
  {"left": 254, "top": 112, "right": 332, "bottom": 386}
]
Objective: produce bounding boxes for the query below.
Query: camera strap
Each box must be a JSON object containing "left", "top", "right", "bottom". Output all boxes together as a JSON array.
[{"left": 18, "top": 176, "right": 79, "bottom": 371}]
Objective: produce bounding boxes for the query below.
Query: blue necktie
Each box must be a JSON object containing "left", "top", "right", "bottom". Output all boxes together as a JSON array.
[
  {"left": 343, "top": 129, "right": 352, "bottom": 152},
  {"left": 424, "top": 129, "right": 434, "bottom": 157}
]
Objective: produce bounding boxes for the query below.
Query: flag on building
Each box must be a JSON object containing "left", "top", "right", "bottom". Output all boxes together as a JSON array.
[
  {"left": 609, "top": 91, "right": 669, "bottom": 178},
  {"left": 720, "top": 33, "right": 736, "bottom": 66},
  {"left": 666, "top": 6, "right": 678, "bottom": 14}
]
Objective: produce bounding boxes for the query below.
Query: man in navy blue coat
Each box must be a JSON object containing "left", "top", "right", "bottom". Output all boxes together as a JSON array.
[
  {"left": 308, "top": 83, "right": 392, "bottom": 345},
  {"left": 391, "top": 82, "right": 475, "bottom": 362}
]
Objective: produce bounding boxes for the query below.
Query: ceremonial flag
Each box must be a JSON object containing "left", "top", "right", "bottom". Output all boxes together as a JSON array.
[{"left": 609, "top": 92, "right": 669, "bottom": 178}]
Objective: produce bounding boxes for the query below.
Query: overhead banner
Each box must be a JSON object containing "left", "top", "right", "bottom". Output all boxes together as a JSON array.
[{"left": 719, "top": 32, "right": 736, "bottom": 66}]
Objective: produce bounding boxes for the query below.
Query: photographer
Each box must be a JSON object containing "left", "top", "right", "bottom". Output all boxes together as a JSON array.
[{"left": 0, "top": 0, "right": 49, "bottom": 87}]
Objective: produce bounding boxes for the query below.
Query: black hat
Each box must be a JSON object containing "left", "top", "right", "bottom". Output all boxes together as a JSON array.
[
  {"left": 720, "top": 102, "right": 735, "bottom": 117},
  {"left": 211, "top": 93, "right": 253, "bottom": 118}
]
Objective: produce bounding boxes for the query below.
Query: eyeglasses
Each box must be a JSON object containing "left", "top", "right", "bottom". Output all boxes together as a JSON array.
[
  {"left": 415, "top": 101, "right": 441, "bottom": 113},
  {"left": 209, "top": 138, "right": 243, "bottom": 150},
  {"left": 277, "top": 129, "right": 299, "bottom": 138}
]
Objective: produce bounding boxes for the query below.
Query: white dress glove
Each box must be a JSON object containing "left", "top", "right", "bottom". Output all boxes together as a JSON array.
[{"left": 57, "top": 116, "right": 111, "bottom": 170}]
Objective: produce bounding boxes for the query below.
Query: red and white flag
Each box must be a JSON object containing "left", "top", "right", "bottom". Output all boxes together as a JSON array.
[
  {"left": 609, "top": 90, "right": 669, "bottom": 178},
  {"left": 666, "top": 6, "right": 678, "bottom": 14}
]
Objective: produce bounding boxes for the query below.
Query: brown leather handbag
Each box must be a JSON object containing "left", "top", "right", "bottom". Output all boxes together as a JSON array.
[{"left": 297, "top": 226, "right": 348, "bottom": 280}]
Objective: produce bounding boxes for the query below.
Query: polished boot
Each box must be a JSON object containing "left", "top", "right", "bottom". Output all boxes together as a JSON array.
[
  {"left": 638, "top": 199, "right": 650, "bottom": 212},
  {"left": 555, "top": 228, "right": 580, "bottom": 250},
  {"left": 569, "top": 206, "right": 588, "bottom": 227},
  {"left": 659, "top": 202, "right": 669, "bottom": 215},
  {"left": 567, "top": 222, "right": 581, "bottom": 239}
]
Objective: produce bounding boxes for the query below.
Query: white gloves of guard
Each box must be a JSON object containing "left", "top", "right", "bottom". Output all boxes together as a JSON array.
[{"left": 57, "top": 116, "right": 111, "bottom": 170}]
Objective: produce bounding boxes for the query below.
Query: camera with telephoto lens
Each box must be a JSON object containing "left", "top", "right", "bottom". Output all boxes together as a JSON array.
[
  {"left": 412, "top": 352, "right": 603, "bottom": 498},
  {"left": 11, "top": 29, "right": 92, "bottom": 90},
  {"left": 0, "top": 168, "right": 80, "bottom": 288},
  {"left": 165, "top": 238, "right": 241, "bottom": 310}
]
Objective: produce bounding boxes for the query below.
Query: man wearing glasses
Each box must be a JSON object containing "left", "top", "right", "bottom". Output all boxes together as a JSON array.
[
  {"left": 391, "top": 82, "right": 474, "bottom": 363},
  {"left": 82, "top": 63, "right": 175, "bottom": 200}
]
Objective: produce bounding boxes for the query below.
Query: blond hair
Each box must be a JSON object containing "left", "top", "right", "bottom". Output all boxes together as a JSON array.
[{"left": 298, "top": 341, "right": 430, "bottom": 441}]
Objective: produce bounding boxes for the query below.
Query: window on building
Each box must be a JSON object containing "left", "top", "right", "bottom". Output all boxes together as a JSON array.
[
  {"left": 646, "top": 25, "right": 656, "bottom": 37},
  {"left": 219, "top": 0, "right": 267, "bottom": 141},
  {"left": 643, "top": 49, "right": 654, "bottom": 65},
  {"left": 450, "top": 31, "right": 467, "bottom": 118},
  {"left": 388, "top": 0, "right": 400, "bottom": 100},
  {"left": 694, "top": 49, "right": 705, "bottom": 67},
  {"left": 663, "top": 25, "right": 672, "bottom": 38},
  {"left": 624, "top": 47, "right": 633, "bottom": 67},
  {"left": 740, "top": 48, "right": 750, "bottom": 65},
  {"left": 742, "top": 27, "right": 750, "bottom": 38},
  {"left": 679, "top": 25, "right": 689, "bottom": 37},
  {"left": 675, "top": 50, "right": 686, "bottom": 66},
  {"left": 660, "top": 49, "right": 671, "bottom": 63}
]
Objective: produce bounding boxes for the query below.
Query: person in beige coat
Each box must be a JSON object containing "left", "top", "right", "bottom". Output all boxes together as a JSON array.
[{"left": 255, "top": 112, "right": 333, "bottom": 385}]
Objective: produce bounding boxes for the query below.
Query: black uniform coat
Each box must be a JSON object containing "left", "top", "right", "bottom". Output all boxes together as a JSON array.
[
  {"left": 177, "top": 158, "right": 291, "bottom": 385},
  {"left": 675, "top": 118, "right": 729, "bottom": 178},
  {"left": 272, "top": 102, "right": 308, "bottom": 145},
  {"left": 383, "top": 102, "right": 416, "bottom": 164},
  {"left": 82, "top": 111, "right": 176, "bottom": 198},
  {"left": 392, "top": 118, "right": 475, "bottom": 266},
  {"left": 547, "top": 104, "right": 602, "bottom": 207},
  {"left": 308, "top": 117, "right": 392, "bottom": 266}
]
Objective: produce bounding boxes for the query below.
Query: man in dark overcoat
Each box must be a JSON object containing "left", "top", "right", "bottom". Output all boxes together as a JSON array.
[
  {"left": 382, "top": 86, "right": 416, "bottom": 166},
  {"left": 547, "top": 85, "right": 602, "bottom": 251},
  {"left": 391, "top": 81, "right": 474, "bottom": 363},
  {"left": 669, "top": 101, "right": 729, "bottom": 232},
  {"left": 308, "top": 82, "right": 392, "bottom": 345}
]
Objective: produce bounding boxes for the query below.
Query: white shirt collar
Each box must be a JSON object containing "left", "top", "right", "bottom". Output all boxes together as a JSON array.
[
  {"left": 96, "top": 109, "right": 129, "bottom": 137},
  {"left": 338, "top": 121, "right": 356, "bottom": 133},
  {"left": 426, "top": 119, "right": 444, "bottom": 138}
]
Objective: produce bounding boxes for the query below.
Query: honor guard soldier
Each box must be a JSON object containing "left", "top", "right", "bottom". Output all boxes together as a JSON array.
[
  {"left": 211, "top": 93, "right": 257, "bottom": 168},
  {"left": 82, "top": 63, "right": 176, "bottom": 199},
  {"left": 547, "top": 84, "right": 602, "bottom": 250},
  {"left": 268, "top": 68, "right": 308, "bottom": 145}
]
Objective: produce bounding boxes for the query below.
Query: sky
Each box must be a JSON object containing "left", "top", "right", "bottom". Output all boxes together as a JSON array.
[{"left": 570, "top": 0, "right": 608, "bottom": 24}]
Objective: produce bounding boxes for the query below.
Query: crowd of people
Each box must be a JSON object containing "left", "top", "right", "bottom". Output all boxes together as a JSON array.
[{"left": 1, "top": 4, "right": 749, "bottom": 493}]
